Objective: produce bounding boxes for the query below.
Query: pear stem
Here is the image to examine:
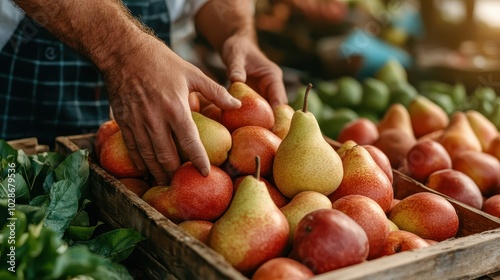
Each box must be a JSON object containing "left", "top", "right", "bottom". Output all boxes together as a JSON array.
[
  {"left": 303, "top": 83, "right": 313, "bottom": 113},
  {"left": 254, "top": 155, "right": 261, "bottom": 180}
]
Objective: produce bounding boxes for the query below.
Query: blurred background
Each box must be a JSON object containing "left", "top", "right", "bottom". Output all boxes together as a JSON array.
[{"left": 174, "top": 0, "right": 500, "bottom": 139}]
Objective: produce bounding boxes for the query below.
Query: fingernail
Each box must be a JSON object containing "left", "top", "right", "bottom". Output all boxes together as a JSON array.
[
  {"left": 231, "top": 98, "right": 242, "bottom": 107},
  {"left": 201, "top": 167, "right": 210, "bottom": 177}
]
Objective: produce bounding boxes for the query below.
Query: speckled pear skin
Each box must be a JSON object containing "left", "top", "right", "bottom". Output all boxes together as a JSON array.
[
  {"left": 273, "top": 110, "right": 344, "bottom": 198},
  {"left": 208, "top": 175, "right": 289, "bottom": 275}
]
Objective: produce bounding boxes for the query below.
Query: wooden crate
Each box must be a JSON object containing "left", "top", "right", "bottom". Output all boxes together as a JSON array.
[{"left": 55, "top": 134, "right": 500, "bottom": 280}]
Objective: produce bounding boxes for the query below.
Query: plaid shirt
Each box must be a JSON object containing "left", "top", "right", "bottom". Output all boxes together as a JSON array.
[{"left": 0, "top": 0, "right": 170, "bottom": 145}]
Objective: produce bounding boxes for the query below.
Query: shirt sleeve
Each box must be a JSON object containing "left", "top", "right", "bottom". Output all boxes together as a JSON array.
[{"left": 166, "top": 0, "right": 209, "bottom": 24}]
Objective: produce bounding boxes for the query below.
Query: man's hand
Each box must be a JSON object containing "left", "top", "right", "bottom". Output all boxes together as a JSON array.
[
  {"left": 195, "top": 0, "right": 288, "bottom": 108},
  {"left": 220, "top": 32, "right": 288, "bottom": 108},
  {"left": 104, "top": 36, "right": 241, "bottom": 185},
  {"left": 13, "top": 0, "right": 241, "bottom": 185}
]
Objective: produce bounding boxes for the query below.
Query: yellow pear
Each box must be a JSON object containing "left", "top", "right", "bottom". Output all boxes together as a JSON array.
[
  {"left": 190, "top": 111, "right": 231, "bottom": 166},
  {"left": 271, "top": 104, "right": 295, "bottom": 139},
  {"left": 273, "top": 84, "right": 344, "bottom": 198},
  {"left": 437, "top": 111, "right": 482, "bottom": 159},
  {"left": 280, "top": 191, "right": 332, "bottom": 245}
]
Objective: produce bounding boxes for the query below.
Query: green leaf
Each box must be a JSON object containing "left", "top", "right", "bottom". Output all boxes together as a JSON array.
[
  {"left": 54, "top": 149, "right": 89, "bottom": 187},
  {"left": 24, "top": 226, "right": 65, "bottom": 279},
  {"left": 0, "top": 140, "right": 17, "bottom": 160},
  {"left": 29, "top": 158, "right": 51, "bottom": 197},
  {"left": 42, "top": 171, "right": 54, "bottom": 193},
  {"left": 0, "top": 173, "right": 30, "bottom": 203},
  {"left": 29, "top": 194, "right": 50, "bottom": 208},
  {"left": 17, "top": 149, "right": 32, "bottom": 187},
  {"left": 75, "top": 228, "right": 145, "bottom": 263},
  {"left": 44, "top": 180, "right": 81, "bottom": 239},
  {"left": 16, "top": 204, "right": 46, "bottom": 226},
  {"left": 67, "top": 222, "right": 103, "bottom": 242},
  {"left": 33, "top": 152, "right": 64, "bottom": 169},
  {"left": 52, "top": 245, "right": 132, "bottom": 280}
]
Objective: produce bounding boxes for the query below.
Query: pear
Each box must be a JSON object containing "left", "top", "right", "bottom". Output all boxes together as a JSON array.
[
  {"left": 377, "top": 103, "right": 415, "bottom": 138},
  {"left": 465, "top": 110, "right": 498, "bottom": 152},
  {"left": 208, "top": 156, "right": 289, "bottom": 275},
  {"left": 437, "top": 111, "right": 482, "bottom": 159},
  {"left": 279, "top": 191, "right": 332, "bottom": 245},
  {"left": 408, "top": 95, "right": 449, "bottom": 139},
  {"left": 336, "top": 140, "right": 358, "bottom": 158},
  {"left": 273, "top": 84, "right": 344, "bottom": 198},
  {"left": 221, "top": 82, "right": 274, "bottom": 132},
  {"left": 271, "top": 104, "right": 295, "bottom": 139},
  {"left": 328, "top": 145, "right": 394, "bottom": 213},
  {"left": 186, "top": 112, "right": 231, "bottom": 166}
]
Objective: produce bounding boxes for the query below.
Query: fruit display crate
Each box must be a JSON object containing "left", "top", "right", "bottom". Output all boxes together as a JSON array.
[{"left": 54, "top": 133, "right": 500, "bottom": 280}]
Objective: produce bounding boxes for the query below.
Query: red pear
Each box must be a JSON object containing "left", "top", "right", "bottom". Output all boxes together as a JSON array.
[
  {"left": 337, "top": 117, "right": 379, "bottom": 145},
  {"left": 377, "top": 103, "right": 414, "bottom": 138},
  {"left": 408, "top": 95, "right": 449, "bottom": 139},
  {"left": 118, "top": 178, "right": 151, "bottom": 197},
  {"left": 466, "top": 110, "right": 498, "bottom": 152},
  {"left": 402, "top": 139, "right": 452, "bottom": 183},
  {"left": 332, "top": 194, "right": 390, "bottom": 260},
  {"left": 373, "top": 128, "right": 416, "bottom": 169},
  {"left": 221, "top": 82, "right": 274, "bottom": 132},
  {"left": 292, "top": 209, "right": 369, "bottom": 274},
  {"left": 426, "top": 169, "right": 483, "bottom": 209},
  {"left": 437, "top": 112, "right": 482, "bottom": 159},
  {"left": 95, "top": 119, "right": 120, "bottom": 161},
  {"left": 328, "top": 145, "right": 394, "bottom": 212},
  {"left": 389, "top": 192, "right": 459, "bottom": 241},
  {"left": 363, "top": 144, "right": 394, "bottom": 184},
  {"left": 178, "top": 220, "right": 213, "bottom": 245},
  {"left": 452, "top": 150, "right": 500, "bottom": 197},
  {"left": 486, "top": 134, "right": 500, "bottom": 160},
  {"left": 227, "top": 126, "right": 281, "bottom": 177},
  {"left": 375, "top": 230, "right": 429, "bottom": 258},
  {"left": 99, "top": 131, "right": 148, "bottom": 178},
  {"left": 252, "top": 257, "right": 314, "bottom": 280},
  {"left": 482, "top": 195, "right": 500, "bottom": 219}
]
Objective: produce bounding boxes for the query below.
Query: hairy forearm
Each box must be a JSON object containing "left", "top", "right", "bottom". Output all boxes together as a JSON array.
[
  {"left": 13, "top": 0, "right": 155, "bottom": 72},
  {"left": 194, "top": 0, "right": 256, "bottom": 52}
]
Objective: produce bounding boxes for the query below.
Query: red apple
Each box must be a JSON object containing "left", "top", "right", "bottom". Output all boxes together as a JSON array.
[
  {"left": 426, "top": 169, "right": 483, "bottom": 209},
  {"left": 375, "top": 230, "right": 429, "bottom": 258},
  {"left": 234, "top": 176, "right": 290, "bottom": 208},
  {"left": 482, "top": 194, "right": 500, "bottom": 219},
  {"left": 293, "top": 209, "right": 369, "bottom": 274},
  {"left": 252, "top": 257, "right": 314, "bottom": 280},
  {"left": 402, "top": 139, "right": 452, "bottom": 183},
  {"left": 332, "top": 194, "right": 390, "bottom": 260},
  {"left": 452, "top": 150, "right": 500, "bottom": 197},
  {"left": 337, "top": 117, "right": 379, "bottom": 145},
  {"left": 389, "top": 192, "right": 459, "bottom": 241},
  {"left": 227, "top": 126, "right": 281, "bottom": 177}
]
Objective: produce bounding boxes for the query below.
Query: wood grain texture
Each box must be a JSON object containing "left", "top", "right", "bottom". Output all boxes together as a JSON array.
[{"left": 55, "top": 134, "right": 500, "bottom": 280}]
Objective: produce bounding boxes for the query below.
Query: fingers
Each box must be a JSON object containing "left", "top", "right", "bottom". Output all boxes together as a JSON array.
[
  {"left": 122, "top": 124, "right": 170, "bottom": 185},
  {"left": 267, "top": 79, "right": 288, "bottom": 108},
  {"left": 190, "top": 71, "right": 241, "bottom": 110},
  {"left": 170, "top": 107, "right": 211, "bottom": 177},
  {"left": 147, "top": 123, "right": 180, "bottom": 184}
]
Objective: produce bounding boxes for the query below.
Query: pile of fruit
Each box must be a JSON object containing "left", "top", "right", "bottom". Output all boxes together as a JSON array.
[
  {"left": 294, "top": 59, "right": 500, "bottom": 140},
  {"left": 94, "top": 80, "right": 499, "bottom": 279}
]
